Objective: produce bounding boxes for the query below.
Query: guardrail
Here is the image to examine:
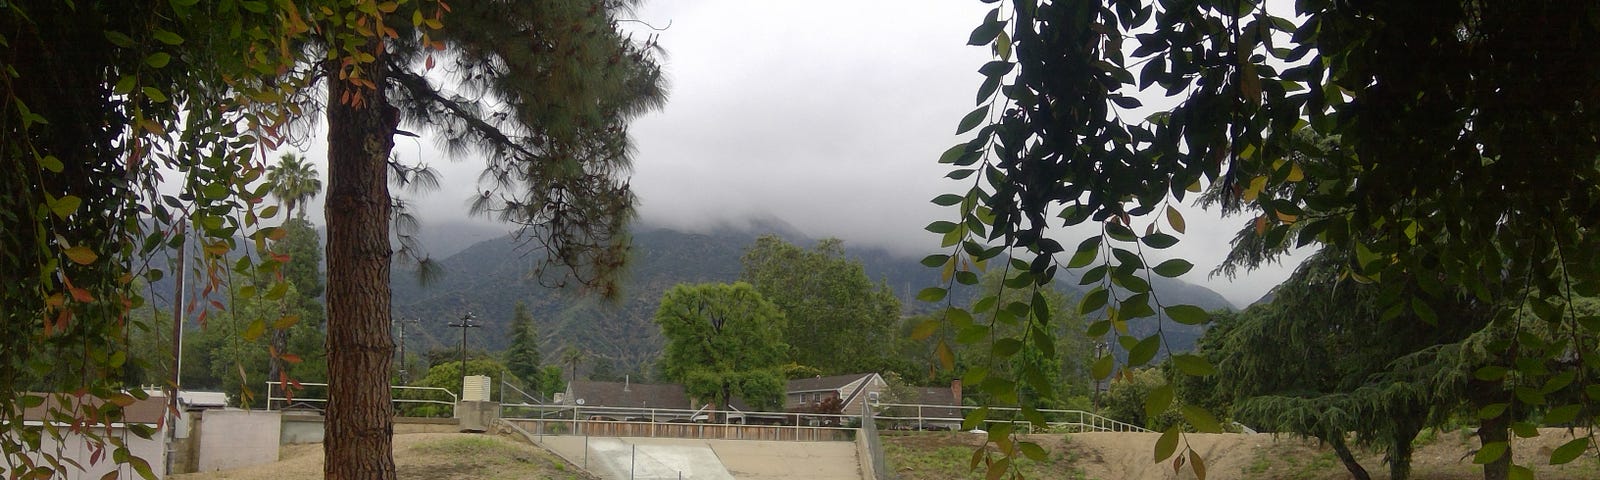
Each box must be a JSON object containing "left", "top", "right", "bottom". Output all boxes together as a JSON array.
[
  {"left": 501, "top": 404, "right": 860, "bottom": 442},
  {"left": 871, "top": 403, "right": 1151, "bottom": 433},
  {"left": 264, "top": 382, "right": 459, "bottom": 415}
]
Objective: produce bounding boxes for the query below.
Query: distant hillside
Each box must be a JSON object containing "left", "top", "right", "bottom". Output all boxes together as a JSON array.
[{"left": 390, "top": 225, "right": 1235, "bottom": 375}]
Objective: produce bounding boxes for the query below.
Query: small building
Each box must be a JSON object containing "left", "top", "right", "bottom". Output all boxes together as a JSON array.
[
  {"left": 785, "top": 373, "right": 886, "bottom": 414},
  {"left": 14, "top": 392, "right": 169, "bottom": 479},
  {"left": 906, "top": 383, "right": 965, "bottom": 430}
]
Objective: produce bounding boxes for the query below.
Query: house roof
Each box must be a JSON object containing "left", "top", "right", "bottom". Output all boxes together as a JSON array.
[
  {"left": 787, "top": 373, "right": 875, "bottom": 393},
  {"left": 21, "top": 392, "right": 168, "bottom": 425},
  {"left": 912, "top": 386, "right": 963, "bottom": 419},
  {"left": 567, "top": 380, "right": 690, "bottom": 410}
]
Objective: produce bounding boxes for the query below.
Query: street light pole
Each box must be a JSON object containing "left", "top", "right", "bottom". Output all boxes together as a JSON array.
[{"left": 447, "top": 312, "right": 480, "bottom": 390}]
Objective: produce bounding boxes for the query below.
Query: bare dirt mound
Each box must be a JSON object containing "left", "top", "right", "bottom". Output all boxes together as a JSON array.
[
  {"left": 884, "top": 429, "right": 1600, "bottom": 480},
  {"left": 171, "top": 433, "right": 594, "bottom": 480}
]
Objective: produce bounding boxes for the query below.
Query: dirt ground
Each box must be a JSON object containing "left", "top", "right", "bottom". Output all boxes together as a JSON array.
[
  {"left": 171, "top": 433, "right": 594, "bottom": 480},
  {"left": 883, "top": 429, "right": 1600, "bottom": 480}
]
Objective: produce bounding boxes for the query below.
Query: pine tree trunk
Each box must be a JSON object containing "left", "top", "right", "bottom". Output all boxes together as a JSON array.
[
  {"left": 1329, "top": 434, "right": 1372, "bottom": 480},
  {"left": 1478, "top": 407, "right": 1511, "bottom": 480},
  {"left": 322, "top": 39, "right": 398, "bottom": 480}
]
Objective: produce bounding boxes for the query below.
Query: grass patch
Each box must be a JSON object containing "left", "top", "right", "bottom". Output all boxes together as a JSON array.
[
  {"left": 882, "top": 432, "right": 1086, "bottom": 480},
  {"left": 400, "top": 434, "right": 587, "bottom": 480}
]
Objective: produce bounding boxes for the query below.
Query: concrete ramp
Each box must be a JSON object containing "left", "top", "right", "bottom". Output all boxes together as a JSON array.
[{"left": 531, "top": 436, "right": 862, "bottom": 480}]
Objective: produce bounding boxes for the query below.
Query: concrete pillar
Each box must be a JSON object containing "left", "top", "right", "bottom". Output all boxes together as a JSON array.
[{"left": 454, "top": 401, "right": 500, "bottom": 433}]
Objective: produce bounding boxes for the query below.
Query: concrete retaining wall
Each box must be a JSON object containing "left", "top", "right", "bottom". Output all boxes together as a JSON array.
[{"left": 195, "top": 410, "right": 281, "bottom": 472}]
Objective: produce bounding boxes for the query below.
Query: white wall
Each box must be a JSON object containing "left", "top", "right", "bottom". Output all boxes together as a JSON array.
[{"left": 9, "top": 425, "right": 166, "bottom": 479}]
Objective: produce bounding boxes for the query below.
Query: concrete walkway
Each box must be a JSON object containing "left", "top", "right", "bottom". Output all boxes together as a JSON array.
[{"left": 533, "top": 436, "right": 862, "bottom": 480}]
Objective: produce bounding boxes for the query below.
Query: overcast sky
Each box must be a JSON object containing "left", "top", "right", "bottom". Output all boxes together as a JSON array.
[{"left": 286, "top": 0, "right": 1304, "bottom": 307}]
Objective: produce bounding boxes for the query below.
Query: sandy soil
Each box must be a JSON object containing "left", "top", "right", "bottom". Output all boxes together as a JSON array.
[
  {"left": 885, "top": 428, "right": 1600, "bottom": 480},
  {"left": 171, "top": 433, "right": 595, "bottom": 480}
]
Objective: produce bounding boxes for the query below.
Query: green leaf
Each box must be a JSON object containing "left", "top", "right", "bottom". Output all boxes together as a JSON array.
[
  {"left": 114, "top": 76, "right": 138, "bottom": 95},
  {"left": 1127, "top": 335, "right": 1160, "bottom": 366},
  {"left": 153, "top": 29, "right": 184, "bottom": 45},
  {"left": 916, "top": 287, "right": 948, "bottom": 302},
  {"left": 978, "top": 61, "right": 1015, "bottom": 77},
  {"left": 1172, "top": 354, "right": 1215, "bottom": 376},
  {"left": 925, "top": 221, "right": 958, "bottom": 234},
  {"left": 1181, "top": 405, "right": 1222, "bottom": 433},
  {"left": 967, "top": 8, "right": 1002, "bottom": 46},
  {"left": 931, "top": 194, "right": 964, "bottom": 207},
  {"left": 957, "top": 106, "right": 988, "bottom": 135},
  {"left": 976, "top": 75, "right": 1001, "bottom": 105},
  {"left": 1067, "top": 236, "right": 1102, "bottom": 268},
  {"left": 1154, "top": 427, "right": 1180, "bottom": 461},
  {"left": 145, "top": 52, "right": 172, "bottom": 68},
  {"left": 142, "top": 86, "right": 168, "bottom": 103},
  {"left": 1511, "top": 421, "right": 1540, "bottom": 438},
  {"left": 1141, "top": 233, "right": 1178, "bottom": 249},
  {"left": 1474, "top": 441, "right": 1508, "bottom": 465},
  {"left": 1550, "top": 437, "right": 1591, "bottom": 465},
  {"left": 242, "top": 319, "right": 267, "bottom": 342},
  {"left": 938, "top": 144, "right": 967, "bottom": 164},
  {"left": 1478, "top": 403, "right": 1508, "bottom": 420},
  {"left": 910, "top": 319, "right": 940, "bottom": 341},
  {"left": 1086, "top": 319, "right": 1110, "bottom": 337},
  {"left": 1090, "top": 355, "right": 1113, "bottom": 380},
  {"left": 1145, "top": 384, "right": 1174, "bottom": 419},
  {"left": 104, "top": 30, "right": 135, "bottom": 47},
  {"left": 49, "top": 194, "right": 82, "bottom": 219},
  {"left": 992, "top": 338, "right": 1022, "bottom": 358},
  {"left": 1019, "top": 441, "right": 1047, "bottom": 462},
  {"left": 1152, "top": 259, "right": 1193, "bottom": 277},
  {"left": 1078, "top": 287, "right": 1109, "bottom": 315},
  {"left": 38, "top": 155, "right": 64, "bottom": 173},
  {"left": 1543, "top": 404, "right": 1582, "bottom": 425},
  {"left": 921, "top": 254, "right": 950, "bottom": 268},
  {"left": 1509, "top": 465, "right": 1534, "bottom": 480},
  {"left": 1164, "top": 305, "right": 1209, "bottom": 325},
  {"left": 64, "top": 246, "right": 98, "bottom": 265}
]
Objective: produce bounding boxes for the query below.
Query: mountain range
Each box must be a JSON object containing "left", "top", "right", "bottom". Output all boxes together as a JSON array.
[{"left": 387, "top": 224, "right": 1237, "bottom": 376}]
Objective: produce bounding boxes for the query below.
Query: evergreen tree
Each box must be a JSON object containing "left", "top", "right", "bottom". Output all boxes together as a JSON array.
[{"left": 504, "top": 302, "right": 543, "bottom": 388}]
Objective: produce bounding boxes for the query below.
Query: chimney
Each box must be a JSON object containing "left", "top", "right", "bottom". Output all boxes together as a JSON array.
[
  {"left": 624, "top": 375, "right": 630, "bottom": 393},
  {"left": 950, "top": 379, "right": 962, "bottom": 403}
]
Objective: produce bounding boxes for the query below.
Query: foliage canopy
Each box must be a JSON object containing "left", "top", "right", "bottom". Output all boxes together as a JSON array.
[
  {"left": 654, "top": 282, "right": 789, "bottom": 411},
  {"left": 932, "top": 0, "right": 1600, "bottom": 478}
]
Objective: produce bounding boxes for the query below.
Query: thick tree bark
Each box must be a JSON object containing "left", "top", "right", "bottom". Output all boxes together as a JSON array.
[{"left": 322, "top": 41, "right": 398, "bottom": 480}]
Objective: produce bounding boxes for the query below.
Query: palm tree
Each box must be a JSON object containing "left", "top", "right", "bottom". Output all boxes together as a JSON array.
[{"left": 265, "top": 152, "right": 322, "bottom": 220}]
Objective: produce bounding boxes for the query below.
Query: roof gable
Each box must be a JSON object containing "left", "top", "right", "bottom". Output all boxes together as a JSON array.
[
  {"left": 786, "top": 373, "right": 875, "bottom": 393},
  {"left": 568, "top": 380, "right": 690, "bottom": 410}
]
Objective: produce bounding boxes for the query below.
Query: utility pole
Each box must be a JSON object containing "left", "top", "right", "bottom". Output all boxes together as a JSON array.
[
  {"left": 395, "top": 319, "right": 408, "bottom": 384},
  {"left": 447, "top": 312, "right": 480, "bottom": 388}
]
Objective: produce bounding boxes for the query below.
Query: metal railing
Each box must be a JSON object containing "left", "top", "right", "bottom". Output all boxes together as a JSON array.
[
  {"left": 263, "top": 382, "right": 458, "bottom": 413},
  {"left": 501, "top": 404, "right": 861, "bottom": 442},
  {"left": 872, "top": 403, "right": 1151, "bottom": 433}
]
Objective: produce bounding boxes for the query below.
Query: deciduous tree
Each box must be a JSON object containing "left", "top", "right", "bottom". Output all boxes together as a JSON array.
[
  {"left": 655, "top": 283, "right": 789, "bottom": 411},
  {"left": 740, "top": 236, "right": 901, "bottom": 375}
]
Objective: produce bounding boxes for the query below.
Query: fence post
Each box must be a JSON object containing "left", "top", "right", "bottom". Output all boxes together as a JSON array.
[{"left": 630, "top": 444, "right": 636, "bottom": 480}]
